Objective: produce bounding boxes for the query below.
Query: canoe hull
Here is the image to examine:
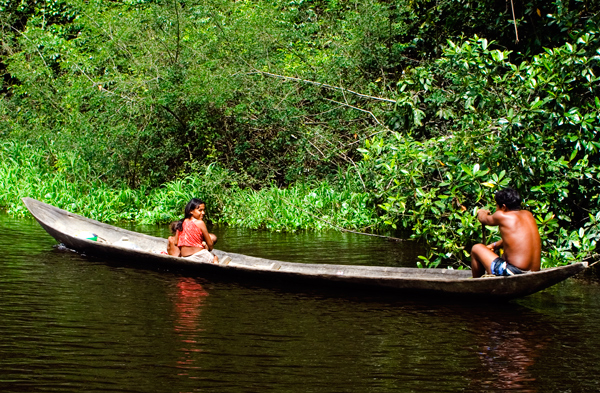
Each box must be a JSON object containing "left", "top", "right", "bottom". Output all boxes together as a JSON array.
[{"left": 22, "top": 198, "right": 587, "bottom": 300}]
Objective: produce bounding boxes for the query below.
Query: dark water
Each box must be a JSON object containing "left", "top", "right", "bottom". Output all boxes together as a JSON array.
[{"left": 1, "top": 215, "right": 600, "bottom": 392}]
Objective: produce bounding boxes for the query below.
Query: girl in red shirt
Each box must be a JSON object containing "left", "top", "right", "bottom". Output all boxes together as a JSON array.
[{"left": 168, "top": 198, "right": 219, "bottom": 264}]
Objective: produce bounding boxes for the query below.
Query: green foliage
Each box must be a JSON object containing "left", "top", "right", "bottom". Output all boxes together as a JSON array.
[
  {"left": 1, "top": 0, "right": 598, "bottom": 268},
  {"left": 3, "top": 0, "right": 598, "bottom": 185},
  {"left": 0, "top": 141, "right": 377, "bottom": 232},
  {"left": 358, "top": 34, "right": 599, "bottom": 267},
  {"left": 221, "top": 182, "right": 376, "bottom": 231},
  {"left": 0, "top": 140, "right": 234, "bottom": 222}
]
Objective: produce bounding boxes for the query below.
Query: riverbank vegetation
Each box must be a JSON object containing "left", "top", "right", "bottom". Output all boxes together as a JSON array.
[
  {"left": 0, "top": 141, "right": 376, "bottom": 231},
  {"left": 1, "top": 0, "right": 598, "bottom": 268}
]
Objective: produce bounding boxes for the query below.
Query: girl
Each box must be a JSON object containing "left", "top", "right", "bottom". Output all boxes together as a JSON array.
[{"left": 169, "top": 198, "right": 219, "bottom": 263}]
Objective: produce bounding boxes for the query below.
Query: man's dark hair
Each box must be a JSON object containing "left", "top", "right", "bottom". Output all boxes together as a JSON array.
[{"left": 495, "top": 187, "right": 521, "bottom": 210}]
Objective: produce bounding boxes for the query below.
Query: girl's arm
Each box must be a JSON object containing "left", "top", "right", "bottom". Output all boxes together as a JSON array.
[{"left": 195, "top": 220, "right": 214, "bottom": 251}]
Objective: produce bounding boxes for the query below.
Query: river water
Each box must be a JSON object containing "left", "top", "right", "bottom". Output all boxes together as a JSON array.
[{"left": 1, "top": 213, "right": 600, "bottom": 392}]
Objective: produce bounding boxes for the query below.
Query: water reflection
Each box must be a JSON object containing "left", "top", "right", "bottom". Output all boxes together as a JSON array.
[
  {"left": 3, "top": 213, "right": 600, "bottom": 392},
  {"left": 464, "top": 304, "right": 550, "bottom": 392},
  {"left": 173, "top": 278, "right": 209, "bottom": 376},
  {"left": 475, "top": 324, "right": 544, "bottom": 391}
]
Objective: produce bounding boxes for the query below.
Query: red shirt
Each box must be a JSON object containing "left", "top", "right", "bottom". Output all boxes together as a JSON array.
[{"left": 177, "top": 220, "right": 204, "bottom": 248}]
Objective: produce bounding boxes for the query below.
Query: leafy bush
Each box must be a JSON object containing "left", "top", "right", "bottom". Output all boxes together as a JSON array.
[{"left": 358, "top": 34, "right": 599, "bottom": 267}]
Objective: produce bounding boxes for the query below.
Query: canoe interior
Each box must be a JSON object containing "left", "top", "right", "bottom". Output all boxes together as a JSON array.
[{"left": 22, "top": 197, "right": 588, "bottom": 300}]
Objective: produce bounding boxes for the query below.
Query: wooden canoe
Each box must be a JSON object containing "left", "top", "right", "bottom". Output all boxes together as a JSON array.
[{"left": 23, "top": 197, "right": 587, "bottom": 300}]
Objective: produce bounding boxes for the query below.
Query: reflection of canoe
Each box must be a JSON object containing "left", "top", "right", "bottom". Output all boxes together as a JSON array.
[{"left": 23, "top": 197, "right": 587, "bottom": 300}]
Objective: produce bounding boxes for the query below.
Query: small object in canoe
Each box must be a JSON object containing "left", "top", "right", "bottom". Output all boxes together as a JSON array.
[
  {"left": 113, "top": 237, "right": 142, "bottom": 250},
  {"left": 75, "top": 231, "right": 98, "bottom": 241}
]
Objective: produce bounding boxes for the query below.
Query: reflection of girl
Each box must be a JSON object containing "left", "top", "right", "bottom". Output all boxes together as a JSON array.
[
  {"left": 168, "top": 199, "right": 219, "bottom": 264},
  {"left": 173, "top": 277, "right": 208, "bottom": 372}
]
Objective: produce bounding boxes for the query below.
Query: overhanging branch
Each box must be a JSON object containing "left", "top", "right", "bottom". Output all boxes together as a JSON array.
[{"left": 248, "top": 71, "right": 398, "bottom": 104}]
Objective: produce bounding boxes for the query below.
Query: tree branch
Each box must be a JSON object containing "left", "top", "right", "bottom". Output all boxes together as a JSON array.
[{"left": 248, "top": 71, "right": 398, "bottom": 104}]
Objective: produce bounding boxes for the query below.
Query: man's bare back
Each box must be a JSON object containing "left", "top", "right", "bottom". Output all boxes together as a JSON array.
[{"left": 470, "top": 188, "right": 541, "bottom": 277}]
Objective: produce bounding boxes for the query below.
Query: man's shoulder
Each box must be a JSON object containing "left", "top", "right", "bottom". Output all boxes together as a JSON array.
[
  {"left": 494, "top": 209, "right": 522, "bottom": 222},
  {"left": 513, "top": 209, "right": 535, "bottom": 219},
  {"left": 499, "top": 208, "right": 532, "bottom": 216},
  {"left": 499, "top": 209, "right": 536, "bottom": 225}
]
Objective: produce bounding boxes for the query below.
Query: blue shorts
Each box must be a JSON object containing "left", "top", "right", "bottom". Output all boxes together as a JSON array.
[{"left": 491, "top": 257, "right": 526, "bottom": 276}]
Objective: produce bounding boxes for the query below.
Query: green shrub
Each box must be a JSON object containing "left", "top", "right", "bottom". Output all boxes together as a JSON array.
[{"left": 358, "top": 35, "right": 599, "bottom": 267}]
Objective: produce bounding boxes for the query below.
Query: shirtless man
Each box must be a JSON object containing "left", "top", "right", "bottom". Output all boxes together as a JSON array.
[{"left": 470, "top": 187, "right": 541, "bottom": 278}]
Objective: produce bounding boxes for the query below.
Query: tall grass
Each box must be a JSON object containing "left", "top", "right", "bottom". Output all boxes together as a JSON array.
[
  {"left": 0, "top": 141, "right": 379, "bottom": 231},
  {"left": 222, "top": 183, "right": 377, "bottom": 231}
]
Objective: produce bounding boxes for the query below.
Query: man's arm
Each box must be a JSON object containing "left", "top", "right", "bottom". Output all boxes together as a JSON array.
[{"left": 477, "top": 209, "right": 502, "bottom": 226}]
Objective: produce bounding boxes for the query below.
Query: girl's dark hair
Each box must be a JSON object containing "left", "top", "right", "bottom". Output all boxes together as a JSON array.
[
  {"left": 495, "top": 188, "right": 521, "bottom": 210},
  {"left": 174, "top": 198, "right": 206, "bottom": 232}
]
